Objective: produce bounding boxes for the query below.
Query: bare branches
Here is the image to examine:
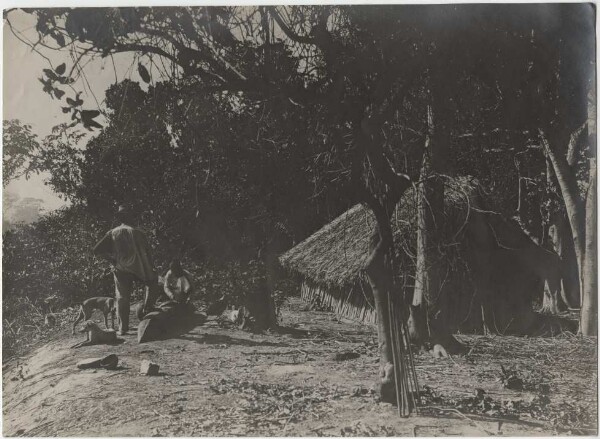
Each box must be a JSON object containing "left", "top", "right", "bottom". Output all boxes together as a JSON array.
[
  {"left": 268, "top": 7, "right": 315, "bottom": 45},
  {"left": 5, "top": 16, "right": 54, "bottom": 66}
]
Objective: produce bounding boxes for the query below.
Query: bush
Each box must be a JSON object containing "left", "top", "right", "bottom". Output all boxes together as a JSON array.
[
  {"left": 3, "top": 206, "right": 113, "bottom": 360},
  {"left": 3, "top": 206, "right": 114, "bottom": 306}
]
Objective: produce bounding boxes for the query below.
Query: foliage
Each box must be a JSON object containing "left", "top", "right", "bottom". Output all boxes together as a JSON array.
[
  {"left": 2, "top": 206, "right": 113, "bottom": 360},
  {"left": 3, "top": 206, "right": 114, "bottom": 311},
  {"left": 2, "top": 120, "right": 40, "bottom": 187},
  {"left": 12, "top": 5, "right": 594, "bottom": 226},
  {"left": 37, "top": 78, "right": 352, "bottom": 268},
  {"left": 35, "top": 125, "right": 87, "bottom": 200}
]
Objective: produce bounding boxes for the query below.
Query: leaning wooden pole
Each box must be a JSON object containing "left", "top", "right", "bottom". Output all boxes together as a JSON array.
[
  {"left": 393, "top": 299, "right": 410, "bottom": 415},
  {"left": 397, "top": 302, "right": 419, "bottom": 412},
  {"left": 387, "top": 286, "right": 420, "bottom": 417},
  {"left": 388, "top": 291, "right": 403, "bottom": 416},
  {"left": 387, "top": 289, "right": 420, "bottom": 417}
]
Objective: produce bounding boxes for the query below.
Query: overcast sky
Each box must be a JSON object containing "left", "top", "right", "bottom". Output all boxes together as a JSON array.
[{"left": 3, "top": 9, "right": 141, "bottom": 211}]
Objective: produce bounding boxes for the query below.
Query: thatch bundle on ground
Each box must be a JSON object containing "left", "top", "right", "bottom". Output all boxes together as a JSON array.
[{"left": 280, "top": 177, "right": 548, "bottom": 335}]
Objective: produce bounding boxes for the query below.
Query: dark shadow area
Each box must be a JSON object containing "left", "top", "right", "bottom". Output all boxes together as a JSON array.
[
  {"left": 275, "top": 323, "right": 369, "bottom": 342},
  {"left": 70, "top": 338, "right": 126, "bottom": 349},
  {"left": 108, "top": 338, "right": 127, "bottom": 346},
  {"left": 530, "top": 312, "right": 579, "bottom": 337},
  {"left": 273, "top": 325, "right": 312, "bottom": 339},
  {"left": 105, "top": 364, "right": 129, "bottom": 371},
  {"left": 138, "top": 311, "right": 207, "bottom": 343},
  {"left": 177, "top": 332, "right": 289, "bottom": 347}
]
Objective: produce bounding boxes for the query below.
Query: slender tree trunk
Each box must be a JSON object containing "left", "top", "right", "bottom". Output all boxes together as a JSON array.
[
  {"left": 580, "top": 158, "right": 597, "bottom": 335},
  {"left": 411, "top": 106, "right": 443, "bottom": 343},
  {"left": 546, "top": 212, "right": 580, "bottom": 309},
  {"left": 545, "top": 151, "right": 581, "bottom": 311},
  {"left": 540, "top": 131, "right": 586, "bottom": 303}
]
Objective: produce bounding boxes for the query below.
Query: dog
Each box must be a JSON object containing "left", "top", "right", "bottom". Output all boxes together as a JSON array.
[
  {"left": 72, "top": 297, "right": 116, "bottom": 334},
  {"left": 78, "top": 320, "right": 117, "bottom": 345}
]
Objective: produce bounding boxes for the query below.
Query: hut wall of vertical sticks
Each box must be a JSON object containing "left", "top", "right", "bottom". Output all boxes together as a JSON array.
[
  {"left": 300, "top": 280, "right": 378, "bottom": 324},
  {"left": 279, "top": 177, "right": 549, "bottom": 335}
]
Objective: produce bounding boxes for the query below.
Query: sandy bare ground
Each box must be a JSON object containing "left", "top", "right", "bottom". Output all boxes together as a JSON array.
[{"left": 3, "top": 298, "right": 597, "bottom": 436}]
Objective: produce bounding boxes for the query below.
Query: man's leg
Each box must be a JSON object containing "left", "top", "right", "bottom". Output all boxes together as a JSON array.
[
  {"left": 143, "top": 274, "right": 160, "bottom": 314},
  {"left": 114, "top": 271, "right": 134, "bottom": 334}
]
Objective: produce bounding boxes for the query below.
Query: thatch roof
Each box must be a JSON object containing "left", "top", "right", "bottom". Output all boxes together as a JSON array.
[{"left": 279, "top": 177, "right": 479, "bottom": 288}]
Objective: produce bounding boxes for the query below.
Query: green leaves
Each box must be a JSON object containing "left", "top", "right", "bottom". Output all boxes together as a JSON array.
[
  {"left": 55, "top": 63, "right": 66, "bottom": 75},
  {"left": 138, "top": 63, "right": 151, "bottom": 83}
]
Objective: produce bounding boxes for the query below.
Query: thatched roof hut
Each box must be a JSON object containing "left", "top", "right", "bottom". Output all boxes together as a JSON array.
[{"left": 280, "top": 177, "right": 545, "bottom": 334}]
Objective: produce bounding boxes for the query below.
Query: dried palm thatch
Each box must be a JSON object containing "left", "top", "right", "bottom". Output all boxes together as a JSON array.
[
  {"left": 279, "top": 177, "right": 485, "bottom": 327},
  {"left": 279, "top": 176, "right": 480, "bottom": 289}
]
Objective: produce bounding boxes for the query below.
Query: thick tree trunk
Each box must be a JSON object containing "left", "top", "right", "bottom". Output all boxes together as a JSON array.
[
  {"left": 580, "top": 158, "right": 597, "bottom": 335},
  {"left": 364, "top": 200, "right": 402, "bottom": 403},
  {"left": 365, "top": 236, "right": 396, "bottom": 403},
  {"left": 354, "top": 112, "right": 411, "bottom": 403}
]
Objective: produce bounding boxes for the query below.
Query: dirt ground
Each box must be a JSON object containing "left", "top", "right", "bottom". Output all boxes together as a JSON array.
[{"left": 2, "top": 297, "right": 597, "bottom": 437}]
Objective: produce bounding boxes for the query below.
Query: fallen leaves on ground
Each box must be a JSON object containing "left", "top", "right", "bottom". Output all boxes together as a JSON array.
[{"left": 209, "top": 377, "right": 349, "bottom": 427}]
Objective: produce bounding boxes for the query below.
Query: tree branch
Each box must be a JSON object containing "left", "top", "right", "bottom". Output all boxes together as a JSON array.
[{"left": 268, "top": 7, "right": 315, "bottom": 45}]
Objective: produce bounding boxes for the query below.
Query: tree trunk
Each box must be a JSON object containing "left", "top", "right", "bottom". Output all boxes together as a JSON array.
[
  {"left": 546, "top": 212, "right": 580, "bottom": 310},
  {"left": 409, "top": 105, "right": 463, "bottom": 354},
  {"left": 354, "top": 112, "right": 411, "bottom": 403},
  {"left": 411, "top": 106, "right": 443, "bottom": 343},
  {"left": 580, "top": 158, "right": 597, "bottom": 335},
  {"left": 540, "top": 131, "right": 586, "bottom": 304},
  {"left": 364, "top": 209, "right": 398, "bottom": 403},
  {"left": 540, "top": 214, "right": 565, "bottom": 315}
]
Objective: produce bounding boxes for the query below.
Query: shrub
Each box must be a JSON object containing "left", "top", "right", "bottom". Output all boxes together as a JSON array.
[{"left": 3, "top": 206, "right": 113, "bottom": 360}]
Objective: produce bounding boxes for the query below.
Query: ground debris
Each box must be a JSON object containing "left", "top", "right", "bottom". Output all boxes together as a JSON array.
[
  {"left": 2, "top": 298, "right": 596, "bottom": 437},
  {"left": 332, "top": 351, "right": 361, "bottom": 361},
  {"left": 419, "top": 381, "right": 597, "bottom": 434},
  {"left": 499, "top": 365, "right": 524, "bottom": 390},
  {"left": 208, "top": 377, "right": 344, "bottom": 427},
  {"left": 140, "top": 360, "right": 160, "bottom": 376},
  {"left": 340, "top": 421, "right": 396, "bottom": 436}
]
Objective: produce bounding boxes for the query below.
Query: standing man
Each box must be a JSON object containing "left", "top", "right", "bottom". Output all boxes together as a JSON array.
[{"left": 93, "top": 205, "right": 159, "bottom": 335}]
